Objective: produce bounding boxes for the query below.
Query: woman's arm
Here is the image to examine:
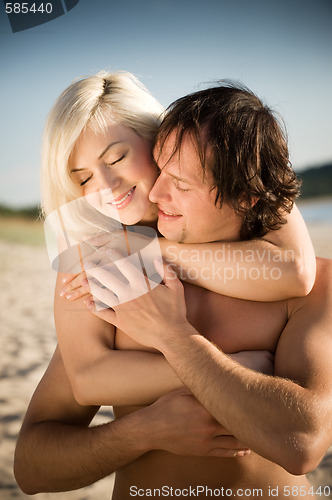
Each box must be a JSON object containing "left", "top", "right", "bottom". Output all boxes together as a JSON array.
[
  {"left": 160, "top": 204, "right": 316, "bottom": 301},
  {"left": 54, "top": 271, "right": 182, "bottom": 407},
  {"left": 56, "top": 268, "right": 273, "bottom": 408}
]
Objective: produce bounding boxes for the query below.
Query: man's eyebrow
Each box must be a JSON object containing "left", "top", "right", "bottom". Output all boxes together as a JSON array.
[{"left": 167, "top": 172, "right": 194, "bottom": 186}]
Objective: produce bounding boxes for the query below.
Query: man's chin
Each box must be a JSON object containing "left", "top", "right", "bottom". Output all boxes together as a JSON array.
[{"left": 157, "top": 222, "right": 187, "bottom": 244}]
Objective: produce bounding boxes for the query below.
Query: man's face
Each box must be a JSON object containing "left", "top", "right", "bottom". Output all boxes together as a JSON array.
[{"left": 149, "top": 132, "right": 243, "bottom": 244}]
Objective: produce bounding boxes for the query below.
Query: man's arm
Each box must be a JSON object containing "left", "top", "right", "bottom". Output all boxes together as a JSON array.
[
  {"left": 14, "top": 347, "right": 149, "bottom": 493},
  {"left": 14, "top": 347, "right": 249, "bottom": 494},
  {"left": 155, "top": 259, "right": 332, "bottom": 474},
  {"left": 91, "top": 258, "right": 332, "bottom": 475}
]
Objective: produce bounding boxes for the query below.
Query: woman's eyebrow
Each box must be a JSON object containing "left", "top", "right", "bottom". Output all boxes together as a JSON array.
[
  {"left": 70, "top": 141, "right": 126, "bottom": 172},
  {"left": 70, "top": 167, "right": 86, "bottom": 173},
  {"left": 98, "top": 141, "right": 124, "bottom": 159}
]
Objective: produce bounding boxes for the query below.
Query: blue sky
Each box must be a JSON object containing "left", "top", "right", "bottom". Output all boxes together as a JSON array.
[{"left": 0, "top": 0, "right": 331, "bottom": 207}]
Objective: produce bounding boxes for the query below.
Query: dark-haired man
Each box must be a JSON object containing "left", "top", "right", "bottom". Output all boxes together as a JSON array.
[{"left": 83, "top": 84, "right": 332, "bottom": 498}]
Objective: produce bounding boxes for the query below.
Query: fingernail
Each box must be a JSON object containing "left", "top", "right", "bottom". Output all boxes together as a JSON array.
[
  {"left": 106, "top": 250, "right": 116, "bottom": 260},
  {"left": 82, "top": 278, "right": 89, "bottom": 287},
  {"left": 235, "top": 449, "right": 250, "bottom": 457},
  {"left": 237, "top": 449, "right": 250, "bottom": 457},
  {"left": 154, "top": 257, "right": 163, "bottom": 271}
]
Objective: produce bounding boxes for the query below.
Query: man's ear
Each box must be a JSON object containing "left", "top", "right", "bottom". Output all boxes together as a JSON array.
[
  {"left": 250, "top": 196, "right": 259, "bottom": 207},
  {"left": 239, "top": 194, "right": 259, "bottom": 210}
]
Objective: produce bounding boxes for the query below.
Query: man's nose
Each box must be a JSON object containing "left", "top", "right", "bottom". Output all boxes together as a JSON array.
[{"left": 149, "top": 174, "right": 170, "bottom": 203}]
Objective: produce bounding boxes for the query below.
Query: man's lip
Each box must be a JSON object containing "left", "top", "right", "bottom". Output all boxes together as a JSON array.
[
  {"left": 108, "top": 186, "right": 136, "bottom": 205},
  {"left": 158, "top": 208, "right": 182, "bottom": 217}
]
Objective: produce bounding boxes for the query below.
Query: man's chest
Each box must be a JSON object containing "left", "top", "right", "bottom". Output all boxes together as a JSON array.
[
  {"left": 184, "top": 283, "right": 288, "bottom": 353},
  {"left": 115, "top": 283, "right": 288, "bottom": 353}
]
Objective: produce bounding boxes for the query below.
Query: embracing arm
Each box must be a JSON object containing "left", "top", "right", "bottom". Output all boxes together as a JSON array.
[
  {"left": 55, "top": 271, "right": 182, "bottom": 407},
  {"left": 13, "top": 347, "right": 151, "bottom": 493},
  {"left": 161, "top": 204, "right": 316, "bottom": 301},
  {"left": 94, "top": 258, "right": 332, "bottom": 475},
  {"left": 155, "top": 260, "right": 332, "bottom": 474},
  {"left": 14, "top": 348, "right": 248, "bottom": 494},
  {"left": 56, "top": 268, "right": 270, "bottom": 408}
]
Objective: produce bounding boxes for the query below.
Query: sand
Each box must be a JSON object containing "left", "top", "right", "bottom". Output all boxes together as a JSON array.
[{"left": 1, "top": 220, "right": 332, "bottom": 499}]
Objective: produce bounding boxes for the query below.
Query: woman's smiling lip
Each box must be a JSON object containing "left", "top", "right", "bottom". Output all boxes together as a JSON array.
[{"left": 107, "top": 186, "right": 136, "bottom": 209}]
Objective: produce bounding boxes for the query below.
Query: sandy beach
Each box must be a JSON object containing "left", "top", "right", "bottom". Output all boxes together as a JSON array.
[{"left": 1, "top": 219, "right": 332, "bottom": 499}]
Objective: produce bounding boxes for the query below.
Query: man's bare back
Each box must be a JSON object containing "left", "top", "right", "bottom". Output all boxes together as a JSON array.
[{"left": 111, "top": 262, "right": 331, "bottom": 499}]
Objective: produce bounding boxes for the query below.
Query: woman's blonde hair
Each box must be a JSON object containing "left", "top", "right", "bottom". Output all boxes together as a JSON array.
[{"left": 41, "top": 71, "right": 164, "bottom": 218}]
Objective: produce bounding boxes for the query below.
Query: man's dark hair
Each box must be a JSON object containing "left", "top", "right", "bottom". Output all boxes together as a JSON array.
[{"left": 155, "top": 81, "right": 301, "bottom": 239}]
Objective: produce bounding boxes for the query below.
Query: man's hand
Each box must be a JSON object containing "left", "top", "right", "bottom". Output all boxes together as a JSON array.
[
  {"left": 144, "top": 388, "right": 250, "bottom": 458},
  {"left": 85, "top": 257, "right": 187, "bottom": 351}
]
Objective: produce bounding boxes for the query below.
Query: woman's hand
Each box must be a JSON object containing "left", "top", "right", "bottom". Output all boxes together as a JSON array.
[
  {"left": 59, "top": 272, "right": 90, "bottom": 300},
  {"left": 229, "top": 350, "right": 274, "bottom": 375}
]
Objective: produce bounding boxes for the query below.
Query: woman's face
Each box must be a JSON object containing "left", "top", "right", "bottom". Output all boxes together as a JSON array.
[{"left": 69, "top": 123, "right": 159, "bottom": 225}]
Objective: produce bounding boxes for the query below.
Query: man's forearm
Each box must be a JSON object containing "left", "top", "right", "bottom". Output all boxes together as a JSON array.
[
  {"left": 14, "top": 409, "right": 151, "bottom": 494},
  {"left": 160, "top": 329, "right": 322, "bottom": 474}
]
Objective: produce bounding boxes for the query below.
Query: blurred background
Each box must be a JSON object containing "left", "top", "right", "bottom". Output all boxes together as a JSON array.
[
  {"left": 1, "top": 0, "right": 332, "bottom": 498},
  {"left": 0, "top": 0, "right": 331, "bottom": 247}
]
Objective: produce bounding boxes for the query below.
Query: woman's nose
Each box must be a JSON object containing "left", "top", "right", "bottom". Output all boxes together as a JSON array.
[{"left": 98, "top": 166, "right": 121, "bottom": 191}]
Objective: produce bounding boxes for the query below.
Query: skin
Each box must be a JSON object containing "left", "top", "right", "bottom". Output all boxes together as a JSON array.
[
  {"left": 79, "top": 133, "right": 332, "bottom": 498},
  {"left": 15, "top": 348, "right": 251, "bottom": 494},
  {"left": 149, "top": 133, "right": 244, "bottom": 244},
  {"left": 69, "top": 123, "right": 159, "bottom": 225},
  {"left": 55, "top": 126, "right": 316, "bottom": 410},
  {"left": 87, "top": 257, "right": 332, "bottom": 499},
  {"left": 15, "top": 125, "right": 319, "bottom": 498}
]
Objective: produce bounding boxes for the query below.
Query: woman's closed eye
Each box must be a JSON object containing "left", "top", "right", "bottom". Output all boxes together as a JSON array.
[
  {"left": 109, "top": 154, "right": 125, "bottom": 166},
  {"left": 80, "top": 175, "right": 93, "bottom": 186},
  {"left": 74, "top": 153, "right": 126, "bottom": 186}
]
